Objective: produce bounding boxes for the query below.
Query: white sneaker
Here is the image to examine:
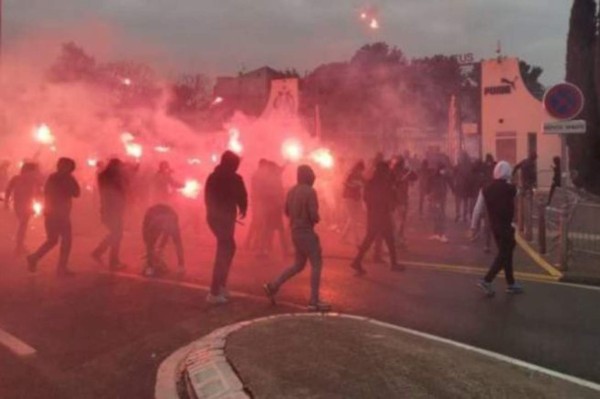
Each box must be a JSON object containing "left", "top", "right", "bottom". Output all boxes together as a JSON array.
[
  {"left": 429, "top": 235, "right": 440, "bottom": 241},
  {"left": 206, "top": 293, "right": 229, "bottom": 305},
  {"left": 439, "top": 235, "right": 449, "bottom": 243}
]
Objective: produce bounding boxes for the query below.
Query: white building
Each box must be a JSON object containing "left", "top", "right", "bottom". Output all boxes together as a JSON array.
[{"left": 481, "top": 57, "right": 561, "bottom": 188}]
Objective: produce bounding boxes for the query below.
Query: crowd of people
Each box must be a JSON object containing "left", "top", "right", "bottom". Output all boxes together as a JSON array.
[{"left": 1, "top": 147, "right": 554, "bottom": 309}]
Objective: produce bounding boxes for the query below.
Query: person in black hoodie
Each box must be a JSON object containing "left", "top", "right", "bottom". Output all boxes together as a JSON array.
[
  {"left": 92, "top": 158, "right": 128, "bottom": 270},
  {"left": 471, "top": 161, "right": 523, "bottom": 296},
  {"left": 263, "top": 165, "right": 330, "bottom": 311},
  {"left": 27, "top": 158, "right": 80, "bottom": 276},
  {"left": 350, "top": 161, "right": 404, "bottom": 275},
  {"left": 205, "top": 150, "right": 248, "bottom": 304}
]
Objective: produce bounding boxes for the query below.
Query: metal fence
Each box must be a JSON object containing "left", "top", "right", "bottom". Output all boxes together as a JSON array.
[{"left": 519, "top": 186, "right": 600, "bottom": 272}]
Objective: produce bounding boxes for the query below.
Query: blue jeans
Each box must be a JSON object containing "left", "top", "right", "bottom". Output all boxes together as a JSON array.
[{"left": 271, "top": 229, "right": 322, "bottom": 304}]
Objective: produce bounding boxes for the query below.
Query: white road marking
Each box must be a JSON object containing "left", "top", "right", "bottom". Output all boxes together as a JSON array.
[
  {"left": 106, "top": 271, "right": 305, "bottom": 310},
  {"left": 0, "top": 327, "right": 36, "bottom": 357},
  {"left": 361, "top": 315, "right": 600, "bottom": 393}
]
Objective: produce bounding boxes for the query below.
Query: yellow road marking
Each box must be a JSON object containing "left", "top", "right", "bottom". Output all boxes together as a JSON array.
[
  {"left": 402, "top": 260, "right": 559, "bottom": 282},
  {"left": 515, "top": 233, "right": 564, "bottom": 278}
]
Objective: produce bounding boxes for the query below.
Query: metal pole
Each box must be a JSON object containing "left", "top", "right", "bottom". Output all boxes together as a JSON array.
[
  {"left": 538, "top": 201, "right": 546, "bottom": 254},
  {"left": 525, "top": 190, "right": 534, "bottom": 241},
  {"left": 558, "top": 207, "right": 569, "bottom": 271}
]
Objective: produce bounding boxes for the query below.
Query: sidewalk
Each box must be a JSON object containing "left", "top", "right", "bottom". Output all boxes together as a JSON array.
[{"left": 176, "top": 314, "right": 599, "bottom": 399}]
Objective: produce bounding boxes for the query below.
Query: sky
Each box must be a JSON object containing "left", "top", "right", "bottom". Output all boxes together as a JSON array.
[{"left": 3, "top": 0, "right": 571, "bottom": 84}]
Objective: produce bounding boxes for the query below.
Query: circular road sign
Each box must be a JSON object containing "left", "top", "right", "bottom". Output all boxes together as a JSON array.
[{"left": 543, "top": 83, "right": 585, "bottom": 120}]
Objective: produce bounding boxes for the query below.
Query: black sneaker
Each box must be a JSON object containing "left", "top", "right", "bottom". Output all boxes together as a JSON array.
[
  {"left": 263, "top": 283, "right": 277, "bottom": 306},
  {"left": 26, "top": 255, "right": 37, "bottom": 273}
]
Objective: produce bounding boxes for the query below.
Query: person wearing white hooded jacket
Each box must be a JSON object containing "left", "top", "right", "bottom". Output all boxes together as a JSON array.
[{"left": 471, "top": 161, "right": 523, "bottom": 296}]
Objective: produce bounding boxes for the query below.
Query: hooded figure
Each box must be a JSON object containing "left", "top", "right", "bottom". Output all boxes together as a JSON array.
[
  {"left": 27, "top": 157, "right": 80, "bottom": 276},
  {"left": 264, "top": 165, "right": 331, "bottom": 312},
  {"left": 350, "top": 161, "right": 403, "bottom": 275},
  {"left": 204, "top": 150, "right": 248, "bottom": 304},
  {"left": 471, "top": 160, "right": 523, "bottom": 296}
]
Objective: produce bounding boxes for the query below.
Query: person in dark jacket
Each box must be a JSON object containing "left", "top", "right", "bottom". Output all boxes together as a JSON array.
[
  {"left": 263, "top": 165, "right": 331, "bottom": 311},
  {"left": 513, "top": 151, "right": 538, "bottom": 191},
  {"left": 142, "top": 204, "right": 184, "bottom": 277},
  {"left": 4, "top": 162, "right": 43, "bottom": 254},
  {"left": 27, "top": 158, "right": 80, "bottom": 276},
  {"left": 547, "top": 156, "right": 561, "bottom": 206},
  {"left": 350, "top": 161, "right": 404, "bottom": 275},
  {"left": 428, "top": 163, "right": 452, "bottom": 242},
  {"left": 205, "top": 150, "right": 248, "bottom": 304},
  {"left": 92, "top": 158, "right": 128, "bottom": 270},
  {"left": 471, "top": 161, "right": 523, "bottom": 296}
]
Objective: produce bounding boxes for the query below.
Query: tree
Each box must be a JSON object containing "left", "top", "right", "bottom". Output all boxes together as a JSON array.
[
  {"left": 519, "top": 61, "right": 545, "bottom": 100},
  {"left": 169, "top": 73, "right": 212, "bottom": 114},
  {"left": 566, "top": 0, "right": 598, "bottom": 191},
  {"left": 48, "top": 42, "right": 96, "bottom": 82}
]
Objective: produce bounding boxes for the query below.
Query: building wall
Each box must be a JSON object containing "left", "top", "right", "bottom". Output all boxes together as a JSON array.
[{"left": 481, "top": 57, "right": 561, "bottom": 188}]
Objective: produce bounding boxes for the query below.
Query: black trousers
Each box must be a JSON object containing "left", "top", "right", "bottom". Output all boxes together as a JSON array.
[
  {"left": 484, "top": 230, "right": 516, "bottom": 285},
  {"left": 208, "top": 218, "right": 236, "bottom": 295},
  {"left": 30, "top": 215, "right": 72, "bottom": 269},
  {"left": 354, "top": 212, "right": 397, "bottom": 266}
]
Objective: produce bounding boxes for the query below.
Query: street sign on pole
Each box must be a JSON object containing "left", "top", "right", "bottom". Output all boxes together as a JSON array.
[
  {"left": 543, "top": 120, "right": 586, "bottom": 135},
  {"left": 543, "top": 83, "right": 586, "bottom": 188},
  {"left": 543, "top": 83, "right": 585, "bottom": 121}
]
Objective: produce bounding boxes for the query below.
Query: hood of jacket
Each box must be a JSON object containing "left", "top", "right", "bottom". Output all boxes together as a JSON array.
[
  {"left": 215, "top": 150, "right": 241, "bottom": 174},
  {"left": 297, "top": 165, "right": 316, "bottom": 186},
  {"left": 494, "top": 161, "right": 512, "bottom": 181}
]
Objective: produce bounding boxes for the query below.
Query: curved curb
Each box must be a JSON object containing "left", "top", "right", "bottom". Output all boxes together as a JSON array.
[{"left": 156, "top": 313, "right": 600, "bottom": 398}]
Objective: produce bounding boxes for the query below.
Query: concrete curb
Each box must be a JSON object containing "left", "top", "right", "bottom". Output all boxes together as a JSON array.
[{"left": 156, "top": 312, "right": 600, "bottom": 399}]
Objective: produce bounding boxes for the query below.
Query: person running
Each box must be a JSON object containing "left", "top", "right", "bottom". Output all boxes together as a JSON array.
[
  {"left": 471, "top": 161, "right": 523, "bottom": 296},
  {"left": 263, "top": 165, "right": 331, "bottom": 311},
  {"left": 92, "top": 158, "right": 128, "bottom": 270},
  {"left": 27, "top": 158, "right": 80, "bottom": 276},
  {"left": 142, "top": 204, "right": 185, "bottom": 277},
  {"left": 205, "top": 150, "right": 248, "bottom": 305},
  {"left": 350, "top": 161, "right": 404, "bottom": 275},
  {"left": 4, "top": 162, "right": 43, "bottom": 254}
]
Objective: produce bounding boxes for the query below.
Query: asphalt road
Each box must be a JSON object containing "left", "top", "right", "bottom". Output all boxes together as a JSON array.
[{"left": 0, "top": 208, "right": 599, "bottom": 398}]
